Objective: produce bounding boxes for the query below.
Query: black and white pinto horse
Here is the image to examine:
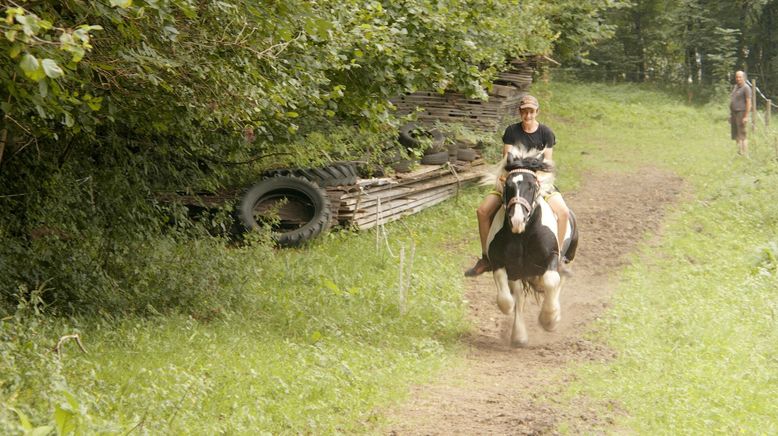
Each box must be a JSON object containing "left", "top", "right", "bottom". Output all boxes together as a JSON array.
[{"left": 485, "top": 146, "right": 578, "bottom": 347}]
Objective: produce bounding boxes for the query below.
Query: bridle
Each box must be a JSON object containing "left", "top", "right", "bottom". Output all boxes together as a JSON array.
[{"left": 504, "top": 168, "right": 540, "bottom": 215}]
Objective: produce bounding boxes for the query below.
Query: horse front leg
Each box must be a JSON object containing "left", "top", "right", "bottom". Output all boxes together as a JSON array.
[
  {"left": 536, "top": 270, "right": 562, "bottom": 332},
  {"left": 509, "top": 280, "right": 528, "bottom": 348},
  {"left": 492, "top": 268, "right": 514, "bottom": 315}
]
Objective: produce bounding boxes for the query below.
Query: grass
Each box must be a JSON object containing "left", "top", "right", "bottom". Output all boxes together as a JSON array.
[
  {"left": 536, "top": 80, "right": 778, "bottom": 434},
  {"left": 4, "top": 80, "right": 778, "bottom": 434},
  {"left": 1, "top": 187, "right": 483, "bottom": 434}
]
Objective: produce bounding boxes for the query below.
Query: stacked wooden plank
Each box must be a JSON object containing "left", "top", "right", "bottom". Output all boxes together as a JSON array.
[
  {"left": 392, "top": 90, "right": 523, "bottom": 131},
  {"left": 391, "top": 59, "right": 536, "bottom": 132},
  {"left": 494, "top": 59, "right": 535, "bottom": 90},
  {"left": 156, "top": 161, "right": 490, "bottom": 233},
  {"left": 328, "top": 160, "right": 487, "bottom": 230}
]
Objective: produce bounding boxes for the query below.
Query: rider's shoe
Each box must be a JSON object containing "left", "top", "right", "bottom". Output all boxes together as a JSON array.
[{"left": 465, "top": 256, "right": 492, "bottom": 277}]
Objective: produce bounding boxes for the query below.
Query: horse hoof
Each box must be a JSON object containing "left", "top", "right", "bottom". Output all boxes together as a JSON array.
[
  {"left": 496, "top": 292, "right": 514, "bottom": 314},
  {"left": 539, "top": 311, "right": 560, "bottom": 332},
  {"left": 511, "top": 337, "right": 529, "bottom": 348}
]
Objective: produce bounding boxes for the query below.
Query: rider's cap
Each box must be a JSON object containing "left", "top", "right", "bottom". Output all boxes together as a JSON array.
[{"left": 519, "top": 95, "right": 539, "bottom": 110}]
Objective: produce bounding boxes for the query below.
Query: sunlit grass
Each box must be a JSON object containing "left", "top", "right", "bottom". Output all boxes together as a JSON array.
[{"left": 538, "top": 80, "right": 778, "bottom": 433}]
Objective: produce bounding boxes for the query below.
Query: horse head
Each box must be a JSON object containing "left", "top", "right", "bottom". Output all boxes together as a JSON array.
[{"left": 502, "top": 152, "right": 553, "bottom": 234}]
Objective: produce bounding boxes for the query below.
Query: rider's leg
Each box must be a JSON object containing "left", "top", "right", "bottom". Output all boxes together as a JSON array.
[
  {"left": 477, "top": 193, "right": 502, "bottom": 255},
  {"left": 465, "top": 193, "right": 501, "bottom": 277},
  {"left": 546, "top": 193, "right": 570, "bottom": 261}
]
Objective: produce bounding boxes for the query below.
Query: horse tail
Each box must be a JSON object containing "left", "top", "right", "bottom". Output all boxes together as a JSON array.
[{"left": 523, "top": 280, "right": 543, "bottom": 305}]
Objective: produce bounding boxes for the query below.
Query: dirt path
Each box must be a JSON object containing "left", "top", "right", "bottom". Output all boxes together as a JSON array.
[{"left": 385, "top": 167, "right": 684, "bottom": 435}]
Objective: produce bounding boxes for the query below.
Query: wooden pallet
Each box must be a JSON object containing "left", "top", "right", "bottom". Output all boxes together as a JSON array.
[{"left": 328, "top": 160, "right": 487, "bottom": 230}]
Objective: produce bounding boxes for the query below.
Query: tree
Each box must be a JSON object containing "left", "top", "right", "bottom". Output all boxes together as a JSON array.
[
  {"left": 5, "top": 1, "right": 602, "bottom": 313},
  {"left": 570, "top": 0, "right": 778, "bottom": 100}
]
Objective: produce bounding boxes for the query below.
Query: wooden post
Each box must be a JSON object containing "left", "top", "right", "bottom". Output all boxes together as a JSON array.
[
  {"left": 375, "top": 197, "right": 381, "bottom": 251},
  {"left": 767, "top": 100, "right": 772, "bottom": 127},
  {"left": 406, "top": 242, "right": 415, "bottom": 292},
  {"left": 751, "top": 78, "right": 757, "bottom": 132},
  {"left": 398, "top": 246, "right": 406, "bottom": 315}
]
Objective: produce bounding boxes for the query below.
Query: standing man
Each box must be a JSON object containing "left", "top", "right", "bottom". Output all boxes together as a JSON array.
[{"left": 730, "top": 70, "right": 752, "bottom": 156}]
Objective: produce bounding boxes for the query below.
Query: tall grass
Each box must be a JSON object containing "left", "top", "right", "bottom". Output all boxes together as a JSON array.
[
  {"left": 1, "top": 188, "right": 482, "bottom": 433},
  {"left": 538, "top": 80, "right": 778, "bottom": 433}
]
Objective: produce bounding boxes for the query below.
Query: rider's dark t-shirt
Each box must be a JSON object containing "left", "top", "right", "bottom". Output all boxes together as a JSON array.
[{"left": 502, "top": 123, "right": 556, "bottom": 152}]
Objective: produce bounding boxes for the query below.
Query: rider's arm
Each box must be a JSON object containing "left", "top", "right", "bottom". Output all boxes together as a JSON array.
[{"left": 498, "top": 143, "right": 512, "bottom": 186}]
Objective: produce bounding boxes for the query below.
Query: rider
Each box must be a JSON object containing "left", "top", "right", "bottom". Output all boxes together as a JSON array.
[{"left": 465, "top": 94, "right": 571, "bottom": 277}]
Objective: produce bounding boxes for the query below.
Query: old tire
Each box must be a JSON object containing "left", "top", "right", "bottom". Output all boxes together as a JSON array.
[
  {"left": 457, "top": 148, "right": 479, "bottom": 162},
  {"left": 399, "top": 122, "right": 445, "bottom": 149},
  {"left": 264, "top": 162, "right": 358, "bottom": 187},
  {"left": 421, "top": 151, "right": 449, "bottom": 165},
  {"left": 391, "top": 158, "right": 416, "bottom": 173},
  {"left": 239, "top": 176, "right": 332, "bottom": 247}
]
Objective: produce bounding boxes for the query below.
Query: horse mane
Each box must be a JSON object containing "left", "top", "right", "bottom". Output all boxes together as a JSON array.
[{"left": 480, "top": 145, "right": 556, "bottom": 191}]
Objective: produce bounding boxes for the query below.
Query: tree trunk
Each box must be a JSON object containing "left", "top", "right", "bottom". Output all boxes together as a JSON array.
[{"left": 634, "top": 13, "right": 646, "bottom": 82}]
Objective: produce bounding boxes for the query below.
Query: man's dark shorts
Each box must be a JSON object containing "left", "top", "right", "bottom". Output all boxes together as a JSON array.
[{"left": 730, "top": 111, "right": 747, "bottom": 140}]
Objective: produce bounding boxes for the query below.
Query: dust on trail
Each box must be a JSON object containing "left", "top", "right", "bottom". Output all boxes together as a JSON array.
[{"left": 384, "top": 167, "right": 684, "bottom": 435}]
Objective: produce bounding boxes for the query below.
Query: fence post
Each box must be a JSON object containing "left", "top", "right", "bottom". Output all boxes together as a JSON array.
[
  {"left": 398, "top": 245, "right": 405, "bottom": 315},
  {"left": 751, "top": 78, "right": 757, "bottom": 132},
  {"left": 767, "top": 100, "right": 772, "bottom": 127}
]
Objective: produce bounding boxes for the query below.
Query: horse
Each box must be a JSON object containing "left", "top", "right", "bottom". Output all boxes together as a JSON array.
[{"left": 484, "top": 146, "right": 578, "bottom": 348}]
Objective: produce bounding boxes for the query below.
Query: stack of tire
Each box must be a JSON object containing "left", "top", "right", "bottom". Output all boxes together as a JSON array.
[
  {"left": 238, "top": 162, "right": 359, "bottom": 247},
  {"left": 398, "top": 122, "right": 449, "bottom": 167},
  {"left": 456, "top": 142, "right": 479, "bottom": 163}
]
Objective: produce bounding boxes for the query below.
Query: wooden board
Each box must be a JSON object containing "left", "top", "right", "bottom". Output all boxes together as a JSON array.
[
  {"left": 329, "top": 160, "right": 487, "bottom": 229},
  {"left": 337, "top": 171, "right": 483, "bottom": 212},
  {"left": 352, "top": 183, "right": 475, "bottom": 229},
  {"left": 391, "top": 61, "right": 535, "bottom": 131}
]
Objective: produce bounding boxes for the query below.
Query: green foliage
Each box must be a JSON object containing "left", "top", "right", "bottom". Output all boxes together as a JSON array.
[
  {"left": 1, "top": 291, "right": 119, "bottom": 435},
  {"left": 1, "top": 0, "right": 560, "bottom": 150},
  {"left": 0, "top": 6, "right": 102, "bottom": 134},
  {"left": 568, "top": 0, "right": 778, "bottom": 99},
  {"left": 0, "top": 1, "right": 580, "bottom": 316},
  {"left": 543, "top": 0, "right": 629, "bottom": 64}
]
